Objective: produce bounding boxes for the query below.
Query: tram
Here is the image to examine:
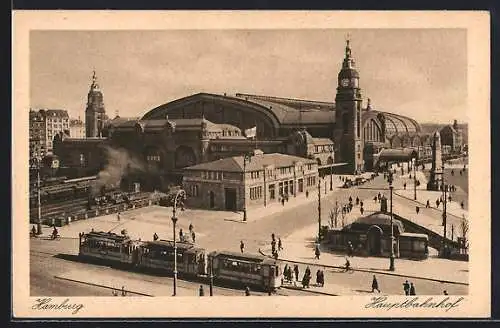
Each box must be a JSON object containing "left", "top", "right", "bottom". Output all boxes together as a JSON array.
[
  {"left": 208, "top": 251, "right": 282, "bottom": 291},
  {"left": 135, "top": 240, "right": 207, "bottom": 276},
  {"left": 78, "top": 231, "right": 283, "bottom": 291},
  {"left": 78, "top": 231, "right": 139, "bottom": 265}
]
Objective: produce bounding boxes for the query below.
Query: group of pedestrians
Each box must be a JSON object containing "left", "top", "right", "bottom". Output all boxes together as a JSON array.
[{"left": 402, "top": 280, "right": 417, "bottom": 295}]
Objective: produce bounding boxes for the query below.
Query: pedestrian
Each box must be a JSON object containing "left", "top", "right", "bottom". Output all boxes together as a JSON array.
[
  {"left": 189, "top": 223, "right": 193, "bottom": 232},
  {"left": 378, "top": 193, "right": 381, "bottom": 201},
  {"left": 315, "top": 245, "right": 321, "bottom": 259},
  {"left": 360, "top": 200, "right": 364, "bottom": 208},
  {"left": 245, "top": 286, "right": 251, "bottom": 296},
  {"left": 271, "top": 233, "right": 276, "bottom": 241},
  {"left": 285, "top": 194, "right": 289, "bottom": 202},
  {"left": 371, "top": 275, "right": 380, "bottom": 293},
  {"left": 199, "top": 285, "right": 205, "bottom": 296},
  {"left": 448, "top": 195, "right": 452, "bottom": 202},
  {"left": 403, "top": 182, "right": 407, "bottom": 190},
  {"left": 121, "top": 286, "right": 127, "bottom": 297},
  {"left": 278, "top": 238, "right": 283, "bottom": 251},
  {"left": 347, "top": 241, "right": 353, "bottom": 257},
  {"left": 443, "top": 290, "right": 448, "bottom": 295},
  {"left": 426, "top": 200, "right": 430, "bottom": 208},
  {"left": 360, "top": 207, "right": 364, "bottom": 215},
  {"left": 294, "top": 265, "right": 299, "bottom": 282},
  {"left": 403, "top": 280, "right": 410, "bottom": 295},
  {"left": 305, "top": 266, "right": 311, "bottom": 283},
  {"left": 240, "top": 240, "right": 245, "bottom": 253},
  {"left": 409, "top": 282, "right": 416, "bottom": 295},
  {"left": 416, "top": 206, "right": 420, "bottom": 214},
  {"left": 451, "top": 169, "right": 454, "bottom": 176},
  {"left": 281, "top": 198, "right": 285, "bottom": 206},
  {"left": 179, "top": 229, "right": 183, "bottom": 241},
  {"left": 373, "top": 196, "right": 378, "bottom": 202},
  {"left": 306, "top": 190, "right": 309, "bottom": 198},
  {"left": 356, "top": 197, "right": 359, "bottom": 205},
  {"left": 283, "top": 264, "right": 289, "bottom": 282},
  {"left": 153, "top": 232, "right": 159, "bottom": 241},
  {"left": 349, "top": 196, "right": 353, "bottom": 203},
  {"left": 117, "top": 212, "right": 121, "bottom": 221},
  {"left": 319, "top": 270, "right": 325, "bottom": 287},
  {"left": 436, "top": 199, "right": 440, "bottom": 208},
  {"left": 316, "top": 269, "right": 322, "bottom": 286},
  {"left": 192, "top": 231, "right": 196, "bottom": 243},
  {"left": 271, "top": 239, "right": 276, "bottom": 254},
  {"left": 31, "top": 225, "right": 36, "bottom": 236},
  {"left": 459, "top": 170, "right": 463, "bottom": 176},
  {"left": 461, "top": 201, "right": 465, "bottom": 209}
]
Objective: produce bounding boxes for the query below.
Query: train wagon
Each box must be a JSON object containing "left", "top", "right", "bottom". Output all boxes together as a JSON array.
[
  {"left": 78, "top": 231, "right": 139, "bottom": 265},
  {"left": 135, "top": 240, "right": 207, "bottom": 277},
  {"left": 208, "top": 251, "right": 282, "bottom": 291}
]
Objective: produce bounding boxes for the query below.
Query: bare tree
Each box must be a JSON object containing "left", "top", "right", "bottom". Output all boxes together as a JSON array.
[{"left": 329, "top": 200, "right": 340, "bottom": 228}]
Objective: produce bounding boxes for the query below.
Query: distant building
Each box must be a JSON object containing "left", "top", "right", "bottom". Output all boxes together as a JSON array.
[
  {"left": 85, "top": 71, "right": 108, "bottom": 138},
  {"left": 29, "top": 109, "right": 46, "bottom": 163},
  {"left": 440, "top": 120, "right": 463, "bottom": 153},
  {"left": 69, "top": 117, "right": 86, "bottom": 138},
  {"left": 182, "top": 151, "right": 319, "bottom": 211},
  {"left": 29, "top": 108, "right": 70, "bottom": 155}
]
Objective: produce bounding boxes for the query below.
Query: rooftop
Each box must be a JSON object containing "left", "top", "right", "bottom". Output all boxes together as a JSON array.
[{"left": 184, "top": 152, "right": 317, "bottom": 172}]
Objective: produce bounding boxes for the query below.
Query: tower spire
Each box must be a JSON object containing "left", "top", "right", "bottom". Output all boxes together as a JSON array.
[{"left": 343, "top": 36, "right": 355, "bottom": 69}]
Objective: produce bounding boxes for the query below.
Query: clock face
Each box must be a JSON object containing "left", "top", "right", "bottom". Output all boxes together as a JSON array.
[{"left": 341, "top": 78, "right": 350, "bottom": 87}]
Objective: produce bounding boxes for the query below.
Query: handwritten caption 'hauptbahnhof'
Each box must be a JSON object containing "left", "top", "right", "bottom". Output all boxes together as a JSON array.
[{"left": 365, "top": 296, "right": 465, "bottom": 312}]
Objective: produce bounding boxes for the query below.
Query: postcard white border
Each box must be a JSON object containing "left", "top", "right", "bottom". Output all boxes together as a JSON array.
[{"left": 12, "top": 10, "right": 491, "bottom": 318}]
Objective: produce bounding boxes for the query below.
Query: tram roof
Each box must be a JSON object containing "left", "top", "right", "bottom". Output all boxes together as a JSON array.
[
  {"left": 209, "top": 250, "right": 267, "bottom": 262},
  {"left": 142, "top": 240, "right": 198, "bottom": 251},
  {"left": 85, "top": 231, "right": 130, "bottom": 242}
]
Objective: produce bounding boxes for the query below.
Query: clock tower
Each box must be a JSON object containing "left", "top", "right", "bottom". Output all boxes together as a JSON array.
[
  {"left": 333, "top": 39, "right": 364, "bottom": 174},
  {"left": 85, "top": 71, "right": 107, "bottom": 138}
]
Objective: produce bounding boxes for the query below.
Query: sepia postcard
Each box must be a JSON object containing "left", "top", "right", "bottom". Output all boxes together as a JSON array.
[{"left": 12, "top": 10, "right": 491, "bottom": 318}]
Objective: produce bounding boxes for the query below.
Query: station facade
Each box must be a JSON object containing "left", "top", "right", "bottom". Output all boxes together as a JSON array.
[{"left": 54, "top": 40, "right": 434, "bottom": 193}]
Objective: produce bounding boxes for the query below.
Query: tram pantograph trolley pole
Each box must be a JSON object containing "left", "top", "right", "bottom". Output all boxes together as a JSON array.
[{"left": 171, "top": 189, "right": 186, "bottom": 297}]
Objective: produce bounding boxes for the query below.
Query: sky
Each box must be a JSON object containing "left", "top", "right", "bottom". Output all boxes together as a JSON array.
[{"left": 30, "top": 29, "right": 467, "bottom": 124}]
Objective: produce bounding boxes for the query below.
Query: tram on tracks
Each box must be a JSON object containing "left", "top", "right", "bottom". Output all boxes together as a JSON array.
[{"left": 78, "top": 231, "right": 283, "bottom": 291}]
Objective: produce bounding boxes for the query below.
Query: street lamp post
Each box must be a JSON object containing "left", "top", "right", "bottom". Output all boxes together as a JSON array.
[
  {"left": 171, "top": 189, "right": 186, "bottom": 296},
  {"left": 209, "top": 255, "right": 214, "bottom": 296},
  {"left": 317, "top": 178, "right": 321, "bottom": 242},
  {"left": 441, "top": 163, "right": 448, "bottom": 257},
  {"left": 329, "top": 150, "right": 333, "bottom": 191},
  {"left": 388, "top": 172, "right": 395, "bottom": 271},
  {"left": 413, "top": 157, "right": 417, "bottom": 201},
  {"left": 242, "top": 153, "right": 252, "bottom": 222},
  {"left": 33, "top": 157, "right": 43, "bottom": 235}
]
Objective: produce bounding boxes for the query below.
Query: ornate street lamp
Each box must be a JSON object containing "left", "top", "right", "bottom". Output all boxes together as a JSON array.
[
  {"left": 317, "top": 178, "right": 321, "bottom": 242},
  {"left": 441, "top": 162, "right": 448, "bottom": 257},
  {"left": 242, "top": 153, "right": 252, "bottom": 222},
  {"left": 330, "top": 149, "right": 334, "bottom": 191},
  {"left": 171, "top": 189, "right": 186, "bottom": 296},
  {"left": 413, "top": 156, "right": 417, "bottom": 200},
  {"left": 31, "top": 156, "right": 43, "bottom": 235},
  {"left": 388, "top": 171, "right": 395, "bottom": 271}
]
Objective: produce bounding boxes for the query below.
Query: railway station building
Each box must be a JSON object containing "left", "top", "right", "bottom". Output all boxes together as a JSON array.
[
  {"left": 54, "top": 39, "right": 433, "bottom": 191},
  {"left": 182, "top": 150, "right": 319, "bottom": 211}
]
